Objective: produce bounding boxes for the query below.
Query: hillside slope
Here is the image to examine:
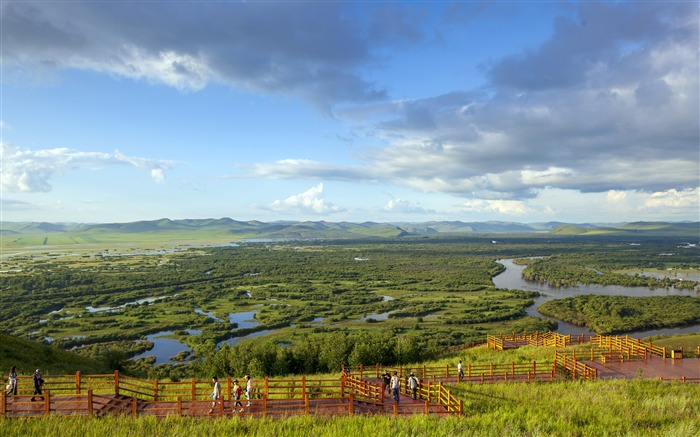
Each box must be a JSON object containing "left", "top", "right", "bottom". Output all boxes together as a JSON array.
[{"left": 0, "top": 333, "right": 110, "bottom": 376}]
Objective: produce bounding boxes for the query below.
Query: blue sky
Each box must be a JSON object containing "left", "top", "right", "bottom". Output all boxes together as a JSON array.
[{"left": 1, "top": 1, "right": 698, "bottom": 224}]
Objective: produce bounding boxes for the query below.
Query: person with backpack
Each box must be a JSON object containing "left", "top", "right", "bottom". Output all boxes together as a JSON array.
[{"left": 408, "top": 372, "right": 420, "bottom": 400}]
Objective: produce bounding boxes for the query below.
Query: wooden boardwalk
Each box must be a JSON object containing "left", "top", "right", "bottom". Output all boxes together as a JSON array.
[{"left": 586, "top": 355, "right": 700, "bottom": 381}]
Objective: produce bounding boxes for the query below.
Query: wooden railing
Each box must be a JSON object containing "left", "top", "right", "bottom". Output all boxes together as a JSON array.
[
  {"left": 554, "top": 351, "right": 598, "bottom": 380},
  {"left": 487, "top": 332, "right": 594, "bottom": 350},
  {"left": 340, "top": 374, "right": 461, "bottom": 415},
  {"left": 344, "top": 361, "right": 557, "bottom": 384},
  {"left": 1, "top": 371, "right": 462, "bottom": 418},
  {"left": 591, "top": 335, "right": 674, "bottom": 359}
]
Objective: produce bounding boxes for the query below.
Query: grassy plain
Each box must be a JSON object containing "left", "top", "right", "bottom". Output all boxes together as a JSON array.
[{"left": 2, "top": 379, "right": 698, "bottom": 436}]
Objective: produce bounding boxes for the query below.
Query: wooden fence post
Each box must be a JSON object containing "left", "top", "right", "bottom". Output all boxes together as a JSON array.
[
  {"left": 114, "top": 370, "right": 120, "bottom": 396},
  {"left": 302, "top": 375, "right": 306, "bottom": 399},
  {"left": 191, "top": 378, "right": 196, "bottom": 401},
  {"left": 348, "top": 393, "right": 354, "bottom": 416},
  {"left": 76, "top": 371, "right": 81, "bottom": 395},
  {"left": 153, "top": 379, "right": 158, "bottom": 402},
  {"left": 177, "top": 396, "right": 182, "bottom": 417},
  {"left": 87, "top": 389, "right": 93, "bottom": 416},
  {"left": 1, "top": 389, "right": 5, "bottom": 417},
  {"left": 304, "top": 394, "right": 310, "bottom": 415},
  {"left": 262, "top": 394, "right": 268, "bottom": 417},
  {"left": 340, "top": 375, "right": 345, "bottom": 397},
  {"left": 132, "top": 396, "right": 137, "bottom": 418},
  {"left": 114, "top": 370, "right": 119, "bottom": 396}
]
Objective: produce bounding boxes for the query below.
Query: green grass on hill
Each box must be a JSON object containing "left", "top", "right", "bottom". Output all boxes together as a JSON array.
[
  {"left": 2, "top": 380, "right": 698, "bottom": 436},
  {"left": 0, "top": 333, "right": 110, "bottom": 376}
]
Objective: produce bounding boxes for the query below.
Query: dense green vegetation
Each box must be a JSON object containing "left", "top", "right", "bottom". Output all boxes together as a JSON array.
[
  {"left": 1, "top": 232, "right": 697, "bottom": 380},
  {"left": 521, "top": 251, "right": 698, "bottom": 289},
  {"left": 538, "top": 295, "right": 700, "bottom": 334}
]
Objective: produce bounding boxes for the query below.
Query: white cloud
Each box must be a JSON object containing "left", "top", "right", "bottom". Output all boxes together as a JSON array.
[
  {"left": 2, "top": 2, "right": 389, "bottom": 106},
  {"left": 150, "top": 168, "right": 166, "bottom": 184},
  {"left": 644, "top": 188, "right": 699, "bottom": 209},
  {"left": 460, "top": 199, "right": 531, "bottom": 216},
  {"left": 0, "top": 142, "right": 172, "bottom": 192},
  {"left": 267, "top": 183, "right": 342, "bottom": 215},
  {"left": 383, "top": 198, "right": 432, "bottom": 214},
  {"left": 607, "top": 190, "right": 628, "bottom": 204}
]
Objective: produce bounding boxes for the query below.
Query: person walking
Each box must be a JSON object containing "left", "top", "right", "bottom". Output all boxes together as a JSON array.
[
  {"left": 458, "top": 360, "right": 464, "bottom": 382},
  {"left": 390, "top": 371, "right": 400, "bottom": 404},
  {"left": 209, "top": 376, "right": 221, "bottom": 414},
  {"left": 6, "top": 366, "right": 18, "bottom": 396},
  {"left": 30, "top": 369, "right": 44, "bottom": 401},
  {"left": 232, "top": 379, "right": 243, "bottom": 412},
  {"left": 408, "top": 372, "right": 420, "bottom": 400},
  {"left": 382, "top": 370, "right": 391, "bottom": 394},
  {"left": 244, "top": 374, "right": 253, "bottom": 407}
]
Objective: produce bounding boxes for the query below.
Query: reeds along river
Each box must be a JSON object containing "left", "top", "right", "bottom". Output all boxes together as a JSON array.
[{"left": 492, "top": 258, "right": 700, "bottom": 337}]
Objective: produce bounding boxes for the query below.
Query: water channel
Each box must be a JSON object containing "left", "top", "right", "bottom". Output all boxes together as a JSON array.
[{"left": 492, "top": 258, "right": 700, "bottom": 337}]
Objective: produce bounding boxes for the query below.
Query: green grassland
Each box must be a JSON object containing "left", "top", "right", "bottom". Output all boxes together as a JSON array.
[
  {"left": 3, "top": 386, "right": 699, "bottom": 437},
  {"left": 2, "top": 340, "right": 699, "bottom": 436},
  {"left": 0, "top": 332, "right": 110, "bottom": 375}
]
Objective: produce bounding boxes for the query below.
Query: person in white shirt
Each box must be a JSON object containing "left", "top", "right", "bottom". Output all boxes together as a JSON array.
[
  {"left": 458, "top": 360, "right": 464, "bottom": 382},
  {"left": 408, "top": 372, "right": 420, "bottom": 400},
  {"left": 209, "top": 376, "right": 221, "bottom": 413},
  {"left": 245, "top": 374, "right": 253, "bottom": 406},
  {"left": 390, "top": 371, "right": 400, "bottom": 403}
]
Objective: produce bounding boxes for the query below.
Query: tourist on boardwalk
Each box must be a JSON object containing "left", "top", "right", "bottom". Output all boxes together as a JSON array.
[
  {"left": 232, "top": 379, "right": 243, "bottom": 411},
  {"left": 390, "top": 371, "right": 400, "bottom": 404},
  {"left": 458, "top": 360, "right": 464, "bottom": 382},
  {"left": 209, "top": 376, "right": 221, "bottom": 414},
  {"left": 408, "top": 372, "right": 420, "bottom": 400},
  {"left": 382, "top": 370, "right": 391, "bottom": 394},
  {"left": 6, "top": 366, "right": 18, "bottom": 396},
  {"left": 244, "top": 374, "right": 253, "bottom": 406},
  {"left": 30, "top": 369, "right": 44, "bottom": 402}
]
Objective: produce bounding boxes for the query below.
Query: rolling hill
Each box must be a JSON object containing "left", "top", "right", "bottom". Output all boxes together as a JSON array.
[{"left": 0, "top": 219, "right": 697, "bottom": 246}]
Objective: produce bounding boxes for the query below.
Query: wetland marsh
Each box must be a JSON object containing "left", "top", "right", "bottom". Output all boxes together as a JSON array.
[{"left": 1, "top": 235, "right": 697, "bottom": 377}]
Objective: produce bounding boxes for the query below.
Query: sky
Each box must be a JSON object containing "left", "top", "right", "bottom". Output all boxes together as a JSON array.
[{"left": 1, "top": 1, "right": 698, "bottom": 225}]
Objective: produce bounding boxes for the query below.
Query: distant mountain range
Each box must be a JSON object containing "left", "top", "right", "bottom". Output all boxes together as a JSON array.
[{"left": 1, "top": 219, "right": 698, "bottom": 246}]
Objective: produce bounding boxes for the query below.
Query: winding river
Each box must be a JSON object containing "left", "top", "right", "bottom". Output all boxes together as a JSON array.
[{"left": 493, "top": 258, "right": 700, "bottom": 336}]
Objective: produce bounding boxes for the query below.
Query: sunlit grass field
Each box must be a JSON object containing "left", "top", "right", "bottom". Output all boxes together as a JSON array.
[{"left": 3, "top": 379, "right": 698, "bottom": 436}]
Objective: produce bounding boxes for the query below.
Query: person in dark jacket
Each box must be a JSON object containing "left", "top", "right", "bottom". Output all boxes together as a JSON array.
[{"left": 31, "top": 369, "right": 44, "bottom": 401}]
